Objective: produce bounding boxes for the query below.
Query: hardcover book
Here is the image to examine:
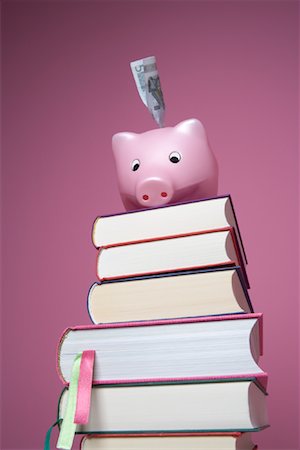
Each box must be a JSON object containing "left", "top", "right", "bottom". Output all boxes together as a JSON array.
[
  {"left": 58, "top": 378, "right": 269, "bottom": 434},
  {"left": 57, "top": 314, "right": 266, "bottom": 385},
  {"left": 96, "top": 227, "right": 249, "bottom": 288},
  {"left": 80, "top": 432, "right": 257, "bottom": 450},
  {"left": 87, "top": 267, "right": 252, "bottom": 324}
]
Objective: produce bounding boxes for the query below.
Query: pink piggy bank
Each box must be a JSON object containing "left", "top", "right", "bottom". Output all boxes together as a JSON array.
[{"left": 112, "top": 118, "right": 218, "bottom": 211}]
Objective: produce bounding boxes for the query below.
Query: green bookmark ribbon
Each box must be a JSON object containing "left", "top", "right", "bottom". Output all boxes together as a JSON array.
[
  {"left": 57, "top": 352, "right": 83, "bottom": 449},
  {"left": 44, "top": 419, "right": 62, "bottom": 450}
]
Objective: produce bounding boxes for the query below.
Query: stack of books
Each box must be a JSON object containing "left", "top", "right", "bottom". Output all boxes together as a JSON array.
[{"left": 52, "top": 195, "right": 269, "bottom": 450}]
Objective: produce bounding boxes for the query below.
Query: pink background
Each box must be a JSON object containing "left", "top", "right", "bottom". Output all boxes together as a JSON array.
[{"left": 1, "top": 1, "right": 299, "bottom": 449}]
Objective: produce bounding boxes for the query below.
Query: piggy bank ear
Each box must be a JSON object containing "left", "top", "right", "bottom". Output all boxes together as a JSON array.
[
  {"left": 174, "top": 118, "right": 206, "bottom": 136},
  {"left": 112, "top": 132, "right": 137, "bottom": 154}
]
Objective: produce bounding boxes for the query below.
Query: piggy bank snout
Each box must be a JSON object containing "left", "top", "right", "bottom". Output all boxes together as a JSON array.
[{"left": 136, "top": 178, "right": 174, "bottom": 208}]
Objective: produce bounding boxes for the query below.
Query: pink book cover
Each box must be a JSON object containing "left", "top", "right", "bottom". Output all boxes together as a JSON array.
[
  {"left": 57, "top": 313, "right": 267, "bottom": 390},
  {"left": 96, "top": 226, "right": 250, "bottom": 288}
]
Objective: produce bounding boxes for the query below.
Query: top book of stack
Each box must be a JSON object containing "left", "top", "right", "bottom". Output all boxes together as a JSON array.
[{"left": 92, "top": 195, "right": 247, "bottom": 266}]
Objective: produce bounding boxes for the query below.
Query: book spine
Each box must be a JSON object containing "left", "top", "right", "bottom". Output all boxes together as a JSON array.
[
  {"left": 56, "top": 328, "right": 72, "bottom": 384},
  {"left": 228, "top": 227, "right": 249, "bottom": 288}
]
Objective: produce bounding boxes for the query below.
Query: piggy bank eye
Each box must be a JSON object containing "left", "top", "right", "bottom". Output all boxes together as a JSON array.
[
  {"left": 131, "top": 159, "right": 140, "bottom": 171},
  {"left": 169, "top": 151, "right": 181, "bottom": 163}
]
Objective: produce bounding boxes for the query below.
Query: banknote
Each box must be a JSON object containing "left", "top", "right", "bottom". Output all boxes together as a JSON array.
[{"left": 130, "top": 56, "right": 165, "bottom": 127}]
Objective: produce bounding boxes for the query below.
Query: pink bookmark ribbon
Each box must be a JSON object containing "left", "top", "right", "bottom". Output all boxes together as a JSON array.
[{"left": 74, "top": 350, "right": 95, "bottom": 424}]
